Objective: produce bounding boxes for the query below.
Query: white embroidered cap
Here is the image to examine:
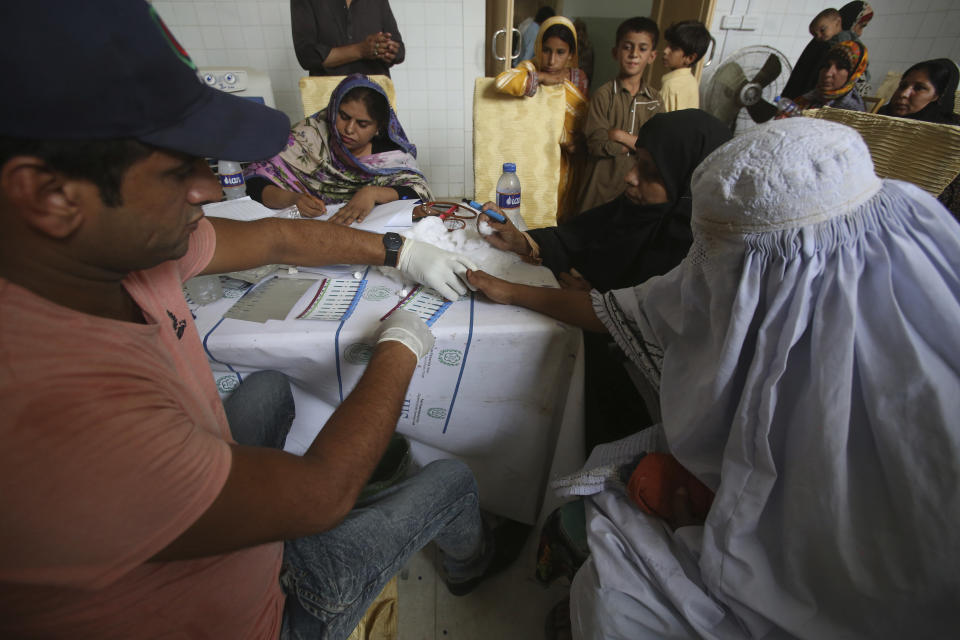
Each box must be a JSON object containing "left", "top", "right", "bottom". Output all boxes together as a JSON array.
[{"left": 691, "top": 118, "right": 882, "bottom": 234}]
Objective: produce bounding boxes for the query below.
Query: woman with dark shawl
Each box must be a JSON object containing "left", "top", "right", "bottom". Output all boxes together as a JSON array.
[
  {"left": 478, "top": 109, "right": 731, "bottom": 451},
  {"left": 478, "top": 109, "right": 732, "bottom": 293},
  {"left": 879, "top": 58, "right": 960, "bottom": 216},
  {"left": 244, "top": 74, "right": 431, "bottom": 225}
]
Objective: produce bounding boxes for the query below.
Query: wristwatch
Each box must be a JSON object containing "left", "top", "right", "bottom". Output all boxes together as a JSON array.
[{"left": 382, "top": 232, "right": 403, "bottom": 267}]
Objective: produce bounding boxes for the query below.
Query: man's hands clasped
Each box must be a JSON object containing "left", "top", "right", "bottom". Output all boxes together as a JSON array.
[{"left": 363, "top": 32, "right": 400, "bottom": 64}]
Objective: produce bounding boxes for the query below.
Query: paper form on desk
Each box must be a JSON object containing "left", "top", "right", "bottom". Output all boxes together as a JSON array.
[
  {"left": 313, "top": 199, "right": 414, "bottom": 232},
  {"left": 202, "top": 197, "right": 277, "bottom": 221}
]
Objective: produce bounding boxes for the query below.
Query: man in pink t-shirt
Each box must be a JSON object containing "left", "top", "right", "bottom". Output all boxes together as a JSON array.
[{"left": 0, "top": 2, "right": 528, "bottom": 638}]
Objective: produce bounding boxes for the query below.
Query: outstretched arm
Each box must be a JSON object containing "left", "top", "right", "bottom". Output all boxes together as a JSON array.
[
  {"left": 204, "top": 217, "right": 476, "bottom": 301},
  {"left": 466, "top": 269, "right": 608, "bottom": 333}
]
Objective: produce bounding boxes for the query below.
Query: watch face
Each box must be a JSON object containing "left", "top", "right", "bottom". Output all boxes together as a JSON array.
[{"left": 384, "top": 233, "right": 403, "bottom": 249}]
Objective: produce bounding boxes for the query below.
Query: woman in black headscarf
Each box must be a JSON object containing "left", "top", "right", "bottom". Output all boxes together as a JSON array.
[
  {"left": 477, "top": 110, "right": 732, "bottom": 451},
  {"left": 479, "top": 109, "right": 732, "bottom": 293},
  {"left": 878, "top": 58, "right": 960, "bottom": 124},
  {"left": 879, "top": 58, "right": 960, "bottom": 217}
]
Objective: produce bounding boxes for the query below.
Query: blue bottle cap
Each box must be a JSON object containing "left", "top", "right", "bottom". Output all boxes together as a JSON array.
[{"left": 502, "top": 162, "right": 516, "bottom": 172}]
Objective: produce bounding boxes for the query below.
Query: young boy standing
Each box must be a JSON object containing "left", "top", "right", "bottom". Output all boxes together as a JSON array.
[
  {"left": 577, "top": 17, "right": 662, "bottom": 213},
  {"left": 659, "top": 20, "right": 713, "bottom": 111}
]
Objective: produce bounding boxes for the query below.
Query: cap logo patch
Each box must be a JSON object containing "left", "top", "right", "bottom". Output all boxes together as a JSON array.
[{"left": 150, "top": 5, "right": 197, "bottom": 73}]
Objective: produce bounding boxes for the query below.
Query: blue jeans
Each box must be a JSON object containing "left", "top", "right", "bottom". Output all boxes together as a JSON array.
[{"left": 225, "top": 371, "right": 488, "bottom": 640}]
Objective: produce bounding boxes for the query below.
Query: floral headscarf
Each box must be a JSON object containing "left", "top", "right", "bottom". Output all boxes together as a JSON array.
[
  {"left": 243, "top": 74, "right": 430, "bottom": 205},
  {"left": 323, "top": 73, "right": 418, "bottom": 177},
  {"left": 818, "top": 40, "right": 868, "bottom": 100}
]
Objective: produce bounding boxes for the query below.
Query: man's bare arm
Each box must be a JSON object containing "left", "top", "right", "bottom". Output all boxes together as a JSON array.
[
  {"left": 151, "top": 341, "right": 416, "bottom": 561},
  {"left": 201, "top": 216, "right": 387, "bottom": 275}
]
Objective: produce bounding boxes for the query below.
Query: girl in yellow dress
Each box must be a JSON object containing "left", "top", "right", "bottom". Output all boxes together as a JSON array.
[{"left": 495, "top": 16, "right": 589, "bottom": 223}]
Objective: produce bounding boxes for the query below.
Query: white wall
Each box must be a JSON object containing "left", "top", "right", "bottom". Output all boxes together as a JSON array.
[
  {"left": 708, "top": 0, "right": 960, "bottom": 93},
  {"left": 152, "top": 0, "right": 485, "bottom": 198}
]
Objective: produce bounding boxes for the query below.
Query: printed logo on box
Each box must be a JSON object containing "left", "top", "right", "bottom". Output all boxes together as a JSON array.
[
  {"left": 363, "top": 285, "right": 392, "bottom": 301},
  {"left": 344, "top": 343, "right": 374, "bottom": 364},
  {"left": 427, "top": 407, "right": 447, "bottom": 419},
  {"left": 497, "top": 192, "right": 521, "bottom": 209},
  {"left": 219, "top": 172, "right": 244, "bottom": 187},
  {"left": 216, "top": 374, "right": 240, "bottom": 393},
  {"left": 438, "top": 349, "right": 462, "bottom": 366}
]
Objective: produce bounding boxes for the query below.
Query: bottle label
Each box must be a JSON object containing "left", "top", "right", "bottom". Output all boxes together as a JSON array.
[
  {"left": 497, "top": 191, "right": 520, "bottom": 209},
  {"left": 220, "top": 172, "right": 244, "bottom": 187}
]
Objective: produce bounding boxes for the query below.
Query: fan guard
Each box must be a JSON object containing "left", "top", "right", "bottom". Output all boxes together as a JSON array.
[{"left": 701, "top": 45, "right": 792, "bottom": 136}]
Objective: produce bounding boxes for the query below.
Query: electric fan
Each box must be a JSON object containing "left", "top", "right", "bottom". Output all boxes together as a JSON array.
[{"left": 701, "top": 45, "right": 792, "bottom": 135}]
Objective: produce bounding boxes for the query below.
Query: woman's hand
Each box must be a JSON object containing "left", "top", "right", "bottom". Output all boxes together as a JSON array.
[
  {"left": 262, "top": 185, "right": 326, "bottom": 217},
  {"left": 537, "top": 70, "right": 568, "bottom": 86},
  {"left": 465, "top": 269, "right": 519, "bottom": 305},
  {"left": 328, "top": 186, "right": 378, "bottom": 225},
  {"left": 294, "top": 193, "right": 327, "bottom": 218},
  {"left": 478, "top": 202, "right": 532, "bottom": 256}
]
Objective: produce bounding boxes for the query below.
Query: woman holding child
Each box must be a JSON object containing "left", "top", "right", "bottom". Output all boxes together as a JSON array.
[
  {"left": 495, "top": 16, "right": 589, "bottom": 222},
  {"left": 244, "top": 74, "right": 431, "bottom": 226},
  {"left": 793, "top": 39, "right": 868, "bottom": 112}
]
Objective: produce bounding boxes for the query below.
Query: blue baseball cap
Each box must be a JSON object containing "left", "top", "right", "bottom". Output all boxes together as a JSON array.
[{"left": 1, "top": 0, "right": 289, "bottom": 162}]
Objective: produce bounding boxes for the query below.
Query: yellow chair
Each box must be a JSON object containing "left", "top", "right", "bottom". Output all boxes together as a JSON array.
[
  {"left": 346, "top": 576, "right": 398, "bottom": 640},
  {"left": 807, "top": 107, "right": 960, "bottom": 198},
  {"left": 299, "top": 75, "right": 398, "bottom": 118},
  {"left": 472, "top": 77, "right": 566, "bottom": 229}
]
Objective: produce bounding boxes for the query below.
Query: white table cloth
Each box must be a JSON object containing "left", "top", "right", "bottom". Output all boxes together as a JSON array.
[{"left": 195, "top": 199, "right": 585, "bottom": 523}]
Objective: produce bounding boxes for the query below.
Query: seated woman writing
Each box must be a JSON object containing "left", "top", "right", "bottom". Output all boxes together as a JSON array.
[
  {"left": 244, "top": 74, "right": 431, "bottom": 226},
  {"left": 494, "top": 16, "right": 589, "bottom": 222},
  {"left": 467, "top": 117, "right": 960, "bottom": 639},
  {"left": 477, "top": 110, "right": 731, "bottom": 293},
  {"left": 793, "top": 40, "right": 868, "bottom": 112}
]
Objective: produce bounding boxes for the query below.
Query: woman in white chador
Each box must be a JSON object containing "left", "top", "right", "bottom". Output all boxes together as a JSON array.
[{"left": 468, "top": 117, "right": 960, "bottom": 638}]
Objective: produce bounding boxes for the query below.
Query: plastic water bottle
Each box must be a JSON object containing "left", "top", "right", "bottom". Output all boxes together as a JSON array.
[
  {"left": 774, "top": 96, "right": 800, "bottom": 118},
  {"left": 218, "top": 159, "right": 246, "bottom": 199},
  {"left": 496, "top": 162, "right": 521, "bottom": 221}
]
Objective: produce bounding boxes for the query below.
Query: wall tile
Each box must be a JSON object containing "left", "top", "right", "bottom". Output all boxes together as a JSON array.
[
  {"left": 222, "top": 26, "right": 246, "bottom": 49},
  {"left": 237, "top": 2, "right": 260, "bottom": 25},
  {"left": 201, "top": 26, "right": 226, "bottom": 49},
  {"left": 174, "top": 3, "right": 199, "bottom": 26},
  {"left": 242, "top": 26, "right": 266, "bottom": 49},
  {"left": 919, "top": 12, "right": 947, "bottom": 38},
  {"left": 195, "top": 2, "right": 219, "bottom": 26},
  {"left": 259, "top": 1, "right": 286, "bottom": 25},
  {"left": 262, "top": 26, "right": 288, "bottom": 49}
]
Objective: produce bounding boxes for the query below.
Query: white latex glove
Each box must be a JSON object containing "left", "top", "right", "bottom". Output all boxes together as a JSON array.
[
  {"left": 376, "top": 310, "right": 436, "bottom": 360},
  {"left": 396, "top": 238, "right": 478, "bottom": 301}
]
